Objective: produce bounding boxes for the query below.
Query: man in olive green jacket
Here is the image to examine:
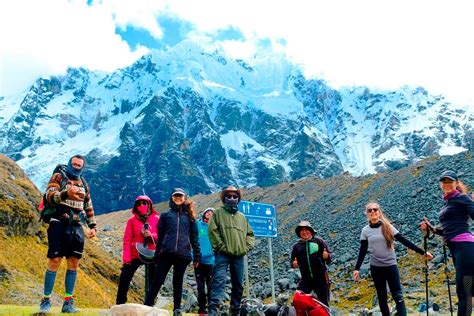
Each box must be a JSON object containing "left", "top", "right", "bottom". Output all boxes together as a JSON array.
[{"left": 208, "top": 186, "right": 255, "bottom": 316}]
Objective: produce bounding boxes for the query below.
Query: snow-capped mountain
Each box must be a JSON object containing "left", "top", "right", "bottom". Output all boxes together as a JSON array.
[{"left": 1, "top": 41, "right": 472, "bottom": 213}]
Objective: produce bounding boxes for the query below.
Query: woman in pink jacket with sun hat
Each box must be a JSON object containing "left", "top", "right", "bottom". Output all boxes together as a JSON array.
[{"left": 116, "top": 195, "right": 160, "bottom": 304}]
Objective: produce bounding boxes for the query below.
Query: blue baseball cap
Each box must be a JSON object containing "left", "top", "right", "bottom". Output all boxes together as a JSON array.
[{"left": 439, "top": 170, "right": 458, "bottom": 181}]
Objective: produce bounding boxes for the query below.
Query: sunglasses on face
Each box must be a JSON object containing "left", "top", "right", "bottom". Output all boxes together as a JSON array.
[
  {"left": 366, "top": 208, "right": 379, "bottom": 213},
  {"left": 172, "top": 194, "right": 185, "bottom": 198},
  {"left": 226, "top": 194, "right": 239, "bottom": 199},
  {"left": 440, "top": 179, "right": 455, "bottom": 184},
  {"left": 136, "top": 201, "right": 148, "bottom": 206}
]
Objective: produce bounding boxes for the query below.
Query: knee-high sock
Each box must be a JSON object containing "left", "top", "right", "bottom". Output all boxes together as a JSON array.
[
  {"left": 64, "top": 270, "right": 77, "bottom": 299},
  {"left": 43, "top": 270, "right": 57, "bottom": 297}
]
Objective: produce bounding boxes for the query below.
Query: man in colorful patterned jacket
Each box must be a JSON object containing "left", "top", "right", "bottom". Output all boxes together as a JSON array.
[{"left": 38, "top": 154, "right": 97, "bottom": 313}]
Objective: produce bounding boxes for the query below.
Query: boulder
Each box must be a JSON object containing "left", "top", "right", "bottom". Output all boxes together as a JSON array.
[{"left": 108, "top": 303, "right": 170, "bottom": 316}]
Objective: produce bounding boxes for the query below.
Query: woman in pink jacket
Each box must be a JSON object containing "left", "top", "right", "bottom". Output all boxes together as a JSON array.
[{"left": 116, "top": 195, "right": 160, "bottom": 304}]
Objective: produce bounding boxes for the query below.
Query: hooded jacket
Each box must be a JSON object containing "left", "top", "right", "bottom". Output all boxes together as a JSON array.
[
  {"left": 196, "top": 219, "right": 215, "bottom": 265},
  {"left": 122, "top": 196, "right": 159, "bottom": 264},
  {"left": 208, "top": 205, "right": 255, "bottom": 256},
  {"left": 154, "top": 200, "right": 201, "bottom": 262},
  {"left": 290, "top": 236, "right": 331, "bottom": 280}
]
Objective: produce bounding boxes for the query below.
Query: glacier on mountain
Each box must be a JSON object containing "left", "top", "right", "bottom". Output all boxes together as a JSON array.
[{"left": 0, "top": 41, "right": 472, "bottom": 212}]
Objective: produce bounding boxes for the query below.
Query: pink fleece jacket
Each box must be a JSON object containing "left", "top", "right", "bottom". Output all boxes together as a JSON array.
[{"left": 122, "top": 208, "right": 159, "bottom": 264}]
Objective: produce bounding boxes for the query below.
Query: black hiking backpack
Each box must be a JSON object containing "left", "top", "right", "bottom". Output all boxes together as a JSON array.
[{"left": 37, "top": 164, "right": 89, "bottom": 223}]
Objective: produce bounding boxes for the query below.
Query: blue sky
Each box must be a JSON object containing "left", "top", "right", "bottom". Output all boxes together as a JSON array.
[
  {"left": 1, "top": 0, "right": 474, "bottom": 105},
  {"left": 116, "top": 16, "right": 245, "bottom": 51},
  {"left": 116, "top": 16, "right": 196, "bottom": 50}
]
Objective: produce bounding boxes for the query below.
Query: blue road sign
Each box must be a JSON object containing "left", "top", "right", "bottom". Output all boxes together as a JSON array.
[{"left": 238, "top": 200, "right": 277, "bottom": 237}]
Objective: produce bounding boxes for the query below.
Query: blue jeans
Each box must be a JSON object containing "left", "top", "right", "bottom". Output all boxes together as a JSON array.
[{"left": 208, "top": 253, "right": 244, "bottom": 316}]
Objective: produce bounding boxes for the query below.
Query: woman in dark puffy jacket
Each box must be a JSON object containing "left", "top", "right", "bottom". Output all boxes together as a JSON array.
[
  {"left": 421, "top": 170, "right": 474, "bottom": 316},
  {"left": 116, "top": 195, "right": 159, "bottom": 304},
  {"left": 144, "top": 188, "right": 201, "bottom": 316}
]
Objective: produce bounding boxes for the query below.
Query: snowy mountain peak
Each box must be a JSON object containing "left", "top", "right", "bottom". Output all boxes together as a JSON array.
[{"left": 0, "top": 45, "right": 472, "bottom": 212}]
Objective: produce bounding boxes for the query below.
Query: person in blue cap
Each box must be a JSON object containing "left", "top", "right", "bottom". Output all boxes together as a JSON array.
[
  {"left": 421, "top": 170, "right": 474, "bottom": 316},
  {"left": 144, "top": 188, "right": 201, "bottom": 316}
]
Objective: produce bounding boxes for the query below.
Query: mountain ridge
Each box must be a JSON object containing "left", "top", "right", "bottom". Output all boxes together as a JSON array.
[{"left": 1, "top": 41, "right": 472, "bottom": 212}]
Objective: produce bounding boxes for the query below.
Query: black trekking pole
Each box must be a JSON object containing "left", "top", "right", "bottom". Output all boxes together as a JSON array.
[
  {"left": 423, "top": 228, "right": 430, "bottom": 316},
  {"left": 442, "top": 242, "right": 454, "bottom": 316},
  {"left": 143, "top": 222, "right": 154, "bottom": 296}
]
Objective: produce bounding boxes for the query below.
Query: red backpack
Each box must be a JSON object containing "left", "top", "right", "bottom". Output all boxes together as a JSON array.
[{"left": 292, "top": 290, "right": 330, "bottom": 316}]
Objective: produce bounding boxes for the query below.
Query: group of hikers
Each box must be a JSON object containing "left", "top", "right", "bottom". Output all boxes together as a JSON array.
[{"left": 37, "top": 155, "right": 473, "bottom": 315}]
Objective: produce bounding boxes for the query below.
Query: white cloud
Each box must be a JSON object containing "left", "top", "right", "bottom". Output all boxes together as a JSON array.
[
  {"left": 0, "top": 0, "right": 148, "bottom": 96},
  {"left": 166, "top": 0, "right": 474, "bottom": 104},
  {"left": 1, "top": 0, "right": 474, "bottom": 105}
]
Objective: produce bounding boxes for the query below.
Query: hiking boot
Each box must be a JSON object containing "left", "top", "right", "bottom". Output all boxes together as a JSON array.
[
  {"left": 207, "top": 307, "right": 218, "bottom": 316},
  {"left": 61, "top": 298, "right": 80, "bottom": 313},
  {"left": 39, "top": 298, "right": 51, "bottom": 313}
]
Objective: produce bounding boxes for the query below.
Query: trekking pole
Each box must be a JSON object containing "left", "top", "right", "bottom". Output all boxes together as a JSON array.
[
  {"left": 423, "top": 228, "right": 429, "bottom": 316},
  {"left": 442, "top": 242, "right": 454, "bottom": 316},
  {"left": 143, "top": 222, "right": 154, "bottom": 296},
  {"left": 144, "top": 265, "right": 150, "bottom": 295}
]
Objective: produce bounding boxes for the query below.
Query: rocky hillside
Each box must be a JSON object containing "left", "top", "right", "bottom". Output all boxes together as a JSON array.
[
  {"left": 0, "top": 151, "right": 472, "bottom": 313},
  {"left": 97, "top": 150, "right": 473, "bottom": 313},
  {"left": 0, "top": 154, "right": 41, "bottom": 236},
  {"left": 0, "top": 154, "right": 137, "bottom": 308}
]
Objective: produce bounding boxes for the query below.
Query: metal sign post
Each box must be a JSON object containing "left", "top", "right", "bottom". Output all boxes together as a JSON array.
[
  {"left": 238, "top": 200, "right": 278, "bottom": 303},
  {"left": 268, "top": 237, "right": 275, "bottom": 302},
  {"left": 244, "top": 255, "right": 250, "bottom": 297}
]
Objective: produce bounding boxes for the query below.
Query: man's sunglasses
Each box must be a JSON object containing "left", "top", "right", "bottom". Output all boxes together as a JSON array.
[
  {"left": 366, "top": 208, "right": 379, "bottom": 213},
  {"left": 226, "top": 194, "right": 239, "bottom": 199}
]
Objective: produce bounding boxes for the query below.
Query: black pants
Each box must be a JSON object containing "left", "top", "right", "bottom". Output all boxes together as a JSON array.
[
  {"left": 370, "top": 265, "right": 406, "bottom": 316},
  {"left": 116, "top": 259, "right": 156, "bottom": 304},
  {"left": 144, "top": 255, "right": 191, "bottom": 311},
  {"left": 297, "top": 272, "right": 330, "bottom": 307},
  {"left": 195, "top": 263, "right": 213, "bottom": 313},
  {"left": 449, "top": 242, "right": 474, "bottom": 316}
]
